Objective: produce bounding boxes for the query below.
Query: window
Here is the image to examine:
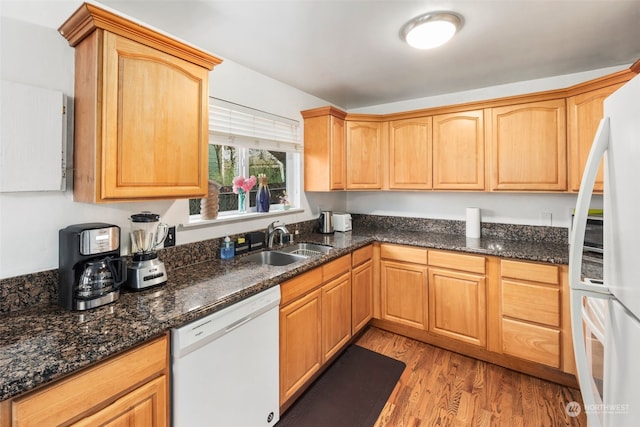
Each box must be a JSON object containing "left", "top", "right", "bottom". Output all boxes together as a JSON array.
[{"left": 189, "top": 98, "right": 301, "bottom": 219}]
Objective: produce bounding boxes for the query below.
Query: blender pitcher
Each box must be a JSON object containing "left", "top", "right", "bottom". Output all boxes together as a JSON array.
[{"left": 129, "top": 212, "right": 169, "bottom": 254}]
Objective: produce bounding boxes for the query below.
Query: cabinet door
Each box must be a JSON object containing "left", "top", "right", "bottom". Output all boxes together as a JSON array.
[
  {"left": 428, "top": 267, "right": 486, "bottom": 347},
  {"left": 352, "top": 259, "right": 373, "bottom": 334},
  {"left": 380, "top": 260, "right": 428, "bottom": 330},
  {"left": 568, "top": 83, "right": 623, "bottom": 192},
  {"left": 433, "top": 110, "right": 485, "bottom": 190},
  {"left": 388, "top": 117, "right": 432, "bottom": 189},
  {"left": 500, "top": 260, "right": 561, "bottom": 368},
  {"left": 488, "top": 99, "right": 567, "bottom": 191},
  {"left": 322, "top": 272, "right": 352, "bottom": 361},
  {"left": 72, "top": 375, "right": 168, "bottom": 427},
  {"left": 303, "top": 111, "right": 346, "bottom": 191},
  {"left": 9, "top": 335, "right": 168, "bottom": 427},
  {"left": 99, "top": 32, "right": 210, "bottom": 201},
  {"left": 279, "top": 289, "right": 322, "bottom": 405},
  {"left": 346, "top": 121, "right": 382, "bottom": 189}
]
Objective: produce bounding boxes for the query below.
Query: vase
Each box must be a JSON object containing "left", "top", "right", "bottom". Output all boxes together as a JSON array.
[
  {"left": 238, "top": 191, "right": 246, "bottom": 213},
  {"left": 200, "top": 180, "right": 221, "bottom": 220},
  {"left": 256, "top": 178, "right": 270, "bottom": 212}
]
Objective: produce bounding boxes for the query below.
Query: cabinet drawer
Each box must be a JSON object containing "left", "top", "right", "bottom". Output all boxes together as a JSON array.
[
  {"left": 502, "top": 280, "right": 560, "bottom": 327},
  {"left": 281, "top": 268, "right": 323, "bottom": 306},
  {"left": 502, "top": 318, "right": 560, "bottom": 368},
  {"left": 501, "top": 260, "right": 558, "bottom": 284},
  {"left": 381, "top": 244, "right": 427, "bottom": 265},
  {"left": 429, "top": 250, "right": 485, "bottom": 274},
  {"left": 322, "top": 255, "right": 351, "bottom": 281},
  {"left": 11, "top": 335, "right": 168, "bottom": 427},
  {"left": 352, "top": 244, "right": 373, "bottom": 267}
]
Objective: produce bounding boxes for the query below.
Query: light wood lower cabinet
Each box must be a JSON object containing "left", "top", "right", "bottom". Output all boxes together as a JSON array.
[
  {"left": 428, "top": 250, "right": 487, "bottom": 347},
  {"left": 351, "top": 245, "right": 374, "bottom": 334},
  {"left": 499, "top": 259, "right": 562, "bottom": 368},
  {"left": 279, "top": 288, "right": 322, "bottom": 406},
  {"left": 322, "top": 272, "right": 352, "bottom": 361},
  {"left": 371, "top": 243, "right": 576, "bottom": 387},
  {"left": 3, "top": 334, "right": 169, "bottom": 427},
  {"left": 380, "top": 244, "right": 428, "bottom": 330},
  {"left": 279, "top": 255, "right": 351, "bottom": 408}
]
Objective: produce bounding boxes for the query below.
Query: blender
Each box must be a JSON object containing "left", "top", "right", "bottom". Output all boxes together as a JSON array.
[{"left": 126, "top": 212, "right": 169, "bottom": 290}]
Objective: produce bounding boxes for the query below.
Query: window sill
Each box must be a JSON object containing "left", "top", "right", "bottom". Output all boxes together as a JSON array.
[{"left": 181, "top": 207, "right": 303, "bottom": 229}]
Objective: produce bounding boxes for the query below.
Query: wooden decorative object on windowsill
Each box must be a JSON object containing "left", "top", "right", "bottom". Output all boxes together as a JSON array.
[{"left": 200, "top": 180, "right": 221, "bottom": 220}]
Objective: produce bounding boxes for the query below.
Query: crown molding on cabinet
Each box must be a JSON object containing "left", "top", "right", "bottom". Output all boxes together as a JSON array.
[{"left": 58, "top": 2, "right": 222, "bottom": 70}]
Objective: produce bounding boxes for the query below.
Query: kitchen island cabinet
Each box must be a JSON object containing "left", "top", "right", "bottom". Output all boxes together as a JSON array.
[
  {"left": 0, "top": 334, "right": 168, "bottom": 427},
  {"left": 58, "top": 3, "right": 222, "bottom": 203}
]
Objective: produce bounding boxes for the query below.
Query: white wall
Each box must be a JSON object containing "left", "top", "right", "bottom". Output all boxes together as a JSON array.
[{"left": 0, "top": 12, "right": 344, "bottom": 279}]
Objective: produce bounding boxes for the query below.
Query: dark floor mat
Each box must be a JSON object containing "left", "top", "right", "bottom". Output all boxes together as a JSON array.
[{"left": 276, "top": 344, "right": 406, "bottom": 427}]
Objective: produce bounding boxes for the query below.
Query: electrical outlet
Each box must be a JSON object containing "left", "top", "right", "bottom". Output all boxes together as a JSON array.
[{"left": 165, "top": 226, "right": 176, "bottom": 247}]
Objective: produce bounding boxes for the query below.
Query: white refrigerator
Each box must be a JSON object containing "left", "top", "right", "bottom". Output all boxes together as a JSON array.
[{"left": 570, "top": 74, "right": 640, "bottom": 426}]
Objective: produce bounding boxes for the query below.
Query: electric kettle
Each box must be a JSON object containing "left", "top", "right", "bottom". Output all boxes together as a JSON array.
[{"left": 317, "top": 210, "right": 334, "bottom": 234}]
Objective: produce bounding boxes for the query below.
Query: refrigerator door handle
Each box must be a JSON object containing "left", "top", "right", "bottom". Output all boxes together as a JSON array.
[
  {"left": 569, "top": 116, "right": 611, "bottom": 294},
  {"left": 569, "top": 116, "right": 611, "bottom": 427}
]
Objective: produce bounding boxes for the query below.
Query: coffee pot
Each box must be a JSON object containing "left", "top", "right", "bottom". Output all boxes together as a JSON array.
[{"left": 77, "top": 257, "right": 126, "bottom": 299}]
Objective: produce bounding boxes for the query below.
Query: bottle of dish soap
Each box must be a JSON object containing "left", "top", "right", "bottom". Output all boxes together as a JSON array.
[{"left": 220, "top": 236, "right": 235, "bottom": 259}]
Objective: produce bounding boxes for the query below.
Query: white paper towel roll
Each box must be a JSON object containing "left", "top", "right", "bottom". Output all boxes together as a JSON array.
[{"left": 466, "top": 207, "right": 481, "bottom": 238}]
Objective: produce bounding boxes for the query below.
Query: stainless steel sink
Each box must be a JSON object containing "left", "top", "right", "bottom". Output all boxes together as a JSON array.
[
  {"left": 241, "top": 243, "right": 333, "bottom": 266},
  {"left": 277, "top": 243, "right": 333, "bottom": 257},
  {"left": 242, "top": 250, "right": 307, "bottom": 266}
]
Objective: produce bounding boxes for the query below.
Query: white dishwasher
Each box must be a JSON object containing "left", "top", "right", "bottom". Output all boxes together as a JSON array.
[{"left": 171, "top": 285, "right": 281, "bottom": 427}]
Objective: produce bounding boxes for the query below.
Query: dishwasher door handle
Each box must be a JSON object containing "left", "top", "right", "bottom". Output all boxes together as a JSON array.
[{"left": 225, "top": 315, "right": 253, "bottom": 333}]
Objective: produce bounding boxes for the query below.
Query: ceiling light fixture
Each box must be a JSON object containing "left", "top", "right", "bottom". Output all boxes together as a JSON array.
[{"left": 400, "top": 11, "right": 464, "bottom": 49}]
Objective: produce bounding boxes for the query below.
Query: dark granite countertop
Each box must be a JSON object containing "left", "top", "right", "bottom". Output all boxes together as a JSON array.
[{"left": 0, "top": 228, "right": 569, "bottom": 401}]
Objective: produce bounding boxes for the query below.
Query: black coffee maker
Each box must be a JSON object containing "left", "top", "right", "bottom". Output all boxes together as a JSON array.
[{"left": 59, "top": 223, "right": 126, "bottom": 310}]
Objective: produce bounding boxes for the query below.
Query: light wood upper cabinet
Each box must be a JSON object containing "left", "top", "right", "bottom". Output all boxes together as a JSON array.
[
  {"left": 301, "top": 107, "right": 347, "bottom": 191},
  {"left": 488, "top": 99, "right": 567, "bottom": 191},
  {"left": 388, "top": 117, "right": 432, "bottom": 189},
  {"left": 568, "top": 83, "right": 624, "bottom": 192},
  {"left": 346, "top": 121, "right": 383, "bottom": 189},
  {"left": 432, "top": 110, "right": 485, "bottom": 190},
  {"left": 59, "top": 3, "right": 221, "bottom": 203}
]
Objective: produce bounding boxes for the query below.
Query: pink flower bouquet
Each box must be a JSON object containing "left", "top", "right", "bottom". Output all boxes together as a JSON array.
[{"left": 232, "top": 175, "right": 256, "bottom": 195}]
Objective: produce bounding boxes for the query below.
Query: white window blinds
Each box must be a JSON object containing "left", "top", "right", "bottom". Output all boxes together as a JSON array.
[{"left": 208, "top": 97, "right": 301, "bottom": 151}]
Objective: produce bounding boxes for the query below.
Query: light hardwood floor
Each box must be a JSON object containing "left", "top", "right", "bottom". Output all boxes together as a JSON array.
[{"left": 355, "top": 326, "right": 587, "bottom": 427}]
